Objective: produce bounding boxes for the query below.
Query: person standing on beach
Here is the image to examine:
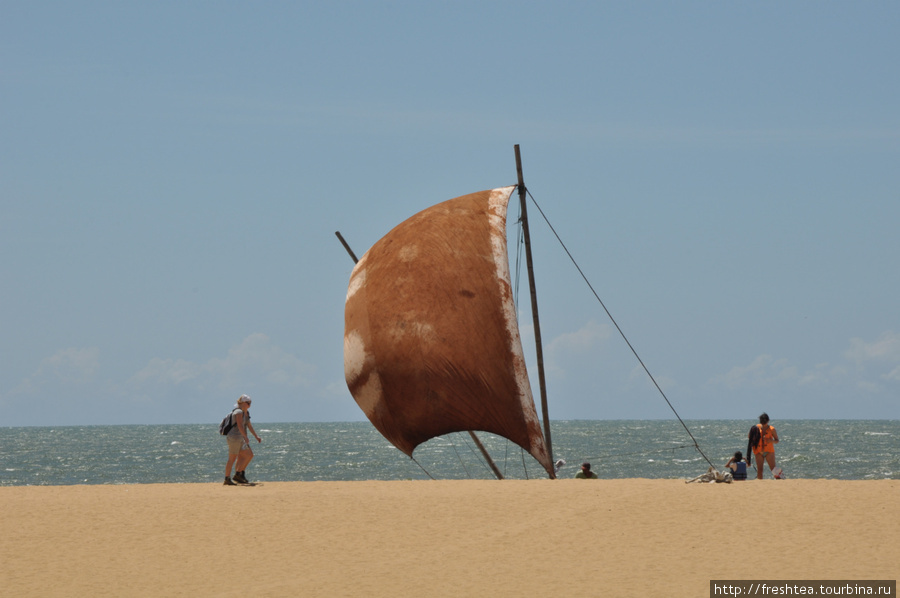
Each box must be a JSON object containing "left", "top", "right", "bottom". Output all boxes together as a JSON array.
[
  {"left": 748, "top": 413, "right": 779, "bottom": 480},
  {"left": 224, "top": 395, "right": 261, "bottom": 485},
  {"left": 575, "top": 462, "right": 598, "bottom": 479}
]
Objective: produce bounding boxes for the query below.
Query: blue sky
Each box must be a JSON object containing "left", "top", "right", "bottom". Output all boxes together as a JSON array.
[{"left": 2, "top": 2, "right": 898, "bottom": 426}]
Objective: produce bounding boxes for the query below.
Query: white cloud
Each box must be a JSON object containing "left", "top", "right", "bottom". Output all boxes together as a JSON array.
[
  {"left": 843, "top": 331, "right": 900, "bottom": 390},
  {"left": 796, "top": 362, "right": 843, "bottom": 387},
  {"left": 856, "top": 380, "right": 882, "bottom": 393},
  {"left": 710, "top": 354, "right": 800, "bottom": 390},
  {"left": 130, "top": 358, "right": 199, "bottom": 385},
  {"left": 548, "top": 320, "right": 611, "bottom": 353},
  {"left": 710, "top": 331, "right": 900, "bottom": 395},
  {"left": 545, "top": 320, "right": 612, "bottom": 377},
  {"left": 844, "top": 331, "right": 900, "bottom": 367},
  {"left": 627, "top": 363, "right": 678, "bottom": 394},
  {"left": 886, "top": 366, "right": 900, "bottom": 382},
  {"left": 13, "top": 347, "right": 100, "bottom": 394},
  {"left": 128, "top": 333, "right": 315, "bottom": 391}
]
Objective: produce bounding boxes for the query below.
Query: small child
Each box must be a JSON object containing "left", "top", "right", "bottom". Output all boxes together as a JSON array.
[{"left": 725, "top": 451, "right": 748, "bottom": 481}]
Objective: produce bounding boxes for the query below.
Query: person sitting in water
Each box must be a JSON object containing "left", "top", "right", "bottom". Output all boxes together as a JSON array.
[
  {"left": 725, "top": 451, "right": 749, "bottom": 481},
  {"left": 575, "top": 462, "right": 598, "bottom": 479}
]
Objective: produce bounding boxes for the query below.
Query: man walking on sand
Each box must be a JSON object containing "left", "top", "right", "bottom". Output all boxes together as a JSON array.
[{"left": 224, "top": 395, "right": 261, "bottom": 485}]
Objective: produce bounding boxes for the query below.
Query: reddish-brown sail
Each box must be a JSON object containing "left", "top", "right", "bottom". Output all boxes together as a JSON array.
[{"left": 343, "top": 186, "right": 553, "bottom": 476}]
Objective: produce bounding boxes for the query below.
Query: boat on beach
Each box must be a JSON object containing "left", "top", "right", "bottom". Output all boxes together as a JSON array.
[
  {"left": 339, "top": 146, "right": 556, "bottom": 478},
  {"left": 338, "top": 145, "right": 715, "bottom": 480}
]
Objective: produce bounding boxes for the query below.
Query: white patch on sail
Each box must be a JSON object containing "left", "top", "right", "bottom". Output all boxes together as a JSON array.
[
  {"left": 397, "top": 244, "right": 419, "bottom": 262},
  {"left": 344, "top": 330, "right": 383, "bottom": 415},
  {"left": 346, "top": 264, "right": 367, "bottom": 301},
  {"left": 354, "top": 370, "right": 383, "bottom": 416},
  {"left": 343, "top": 330, "right": 367, "bottom": 384},
  {"left": 486, "top": 186, "right": 545, "bottom": 456},
  {"left": 389, "top": 320, "right": 435, "bottom": 343}
]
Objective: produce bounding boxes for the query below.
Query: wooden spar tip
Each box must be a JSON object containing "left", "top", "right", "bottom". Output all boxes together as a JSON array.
[
  {"left": 335, "top": 231, "right": 359, "bottom": 264},
  {"left": 514, "top": 144, "right": 526, "bottom": 195}
]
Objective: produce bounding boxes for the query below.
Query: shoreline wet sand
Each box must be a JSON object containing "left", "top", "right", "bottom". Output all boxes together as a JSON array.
[{"left": 4, "top": 479, "right": 898, "bottom": 597}]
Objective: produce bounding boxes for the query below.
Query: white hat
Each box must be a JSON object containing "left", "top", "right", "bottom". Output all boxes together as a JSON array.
[{"left": 237, "top": 394, "right": 252, "bottom": 404}]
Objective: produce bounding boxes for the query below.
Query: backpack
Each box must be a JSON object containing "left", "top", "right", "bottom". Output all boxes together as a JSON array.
[{"left": 219, "top": 410, "right": 237, "bottom": 436}]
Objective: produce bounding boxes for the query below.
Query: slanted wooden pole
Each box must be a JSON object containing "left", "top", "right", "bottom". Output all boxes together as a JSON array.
[
  {"left": 334, "top": 231, "right": 359, "bottom": 263},
  {"left": 514, "top": 145, "right": 555, "bottom": 477},
  {"left": 468, "top": 432, "right": 504, "bottom": 479},
  {"left": 336, "top": 230, "right": 505, "bottom": 480}
]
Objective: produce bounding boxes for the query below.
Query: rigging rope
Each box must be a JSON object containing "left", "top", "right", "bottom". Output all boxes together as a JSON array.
[
  {"left": 411, "top": 456, "right": 436, "bottom": 480},
  {"left": 458, "top": 431, "right": 535, "bottom": 480},
  {"left": 462, "top": 434, "right": 500, "bottom": 478},
  {"left": 513, "top": 203, "right": 525, "bottom": 312},
  {"left": 523, "top": 188, "right": 717, "bottom": 470},
  {"left": 450, "top": 440, "right": 472, "bottom": 478}
]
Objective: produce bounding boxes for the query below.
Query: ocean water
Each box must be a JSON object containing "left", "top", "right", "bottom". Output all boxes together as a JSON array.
[{"left": 1, "top": 420, "right": 896, "bottom": 486}]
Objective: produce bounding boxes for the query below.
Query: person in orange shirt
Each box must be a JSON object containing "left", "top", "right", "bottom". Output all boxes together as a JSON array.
[{"left": 748, "top": 412, "right": 779, "bottom": 479}]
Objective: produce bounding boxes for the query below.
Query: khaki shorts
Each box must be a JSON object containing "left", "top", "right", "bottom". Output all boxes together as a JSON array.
[{"left": 227, "top": 435, "right": 249, "bottom": 456}]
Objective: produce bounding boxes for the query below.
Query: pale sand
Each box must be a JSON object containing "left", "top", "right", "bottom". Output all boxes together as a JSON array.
[{"left": 3, "top": 479, "right": 898, "bottom": 597}]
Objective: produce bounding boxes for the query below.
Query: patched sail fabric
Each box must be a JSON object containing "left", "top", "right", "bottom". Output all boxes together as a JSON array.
[{"left": 343, "top": 186, "right": 553, "bottom": 477}]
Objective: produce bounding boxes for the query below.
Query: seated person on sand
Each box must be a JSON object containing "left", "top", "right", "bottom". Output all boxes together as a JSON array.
[
  {"left": 725, "top": 451, "right": 748, "bottom": 481},
  {"left": 575, "top": 462, "right": 598, "bottom": 479}
]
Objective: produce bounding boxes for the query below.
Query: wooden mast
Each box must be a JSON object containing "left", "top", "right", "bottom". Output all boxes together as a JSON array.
[
  {"left": 514, "top": 145, "right": 555, "bottom": 477},
  {"left": 335, "top": 230, "right": 505, "bottom": 480}
]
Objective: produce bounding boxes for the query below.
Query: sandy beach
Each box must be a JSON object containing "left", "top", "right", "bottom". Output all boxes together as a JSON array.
[{"left": 3, "top": 479, "right": 897, "bottom": 597}]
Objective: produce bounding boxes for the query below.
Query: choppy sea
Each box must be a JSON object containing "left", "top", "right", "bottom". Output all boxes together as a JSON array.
[{"left": 1, "top": 420, "right": 897, "bottom": 486}]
